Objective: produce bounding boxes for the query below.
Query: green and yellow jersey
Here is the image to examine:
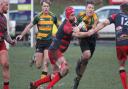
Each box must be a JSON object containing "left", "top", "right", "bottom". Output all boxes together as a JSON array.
[
  {"left": 33, "top": 11, "right": 57, "bottom": 41},
  {"left": 77, "top": 11, "right": 98, "bottom": 30}
]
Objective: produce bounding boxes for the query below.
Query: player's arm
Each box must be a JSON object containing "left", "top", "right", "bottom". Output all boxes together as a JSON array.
[
  {"left": 20, "top": 22, "right": 34, "bottom": 37},
  {"left": 72, "top": 27, "right": 95, "bottom": 38},
  {"left": 53, "top": 16, "right": 58, "bottom": 27},
  {"left": 16, "top": 15, "right": 39, "bottom": 40},
  {"left": 95, "top": 14, "right": 117, "bottom": 32},
  {"left": 16, "top": 22, "right": 34, "bottom": 40},
  {"left": 4, "top": 31, "right": 16, "bottom": 45},
  {"left": 0, "top": 21, "right": 16, "bottom": 45},
  {"left": 94, "top": 19, "right": 110, "bottom": 32},
  {"left": 52, "top": 15, "right": 58, "bottom": 37},
  {"left": 72, "top": 19, "right": 110, "bottom": 38}
]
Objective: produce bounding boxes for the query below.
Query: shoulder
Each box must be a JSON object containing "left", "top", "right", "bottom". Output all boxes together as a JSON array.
[
  {"left": 78, "top": 11, "right": 86, "bottom": 17},
  {"left": 33, "top": 12, "right": 42, "bottom": 20},
  {"left": 36, "top": 12, "right": 43, "bottom": 17},
  {"left": 93, "top": 13, "right": 97, "bottom": 17},
  {"left": 92, "top": 13, "right": 98, "bottom": 19},
  {"left": 77, "top": 11, "right": 86, "bottom": 23},
  {"left": 49, "top": 11, "right": 57, "bottom": 18}
]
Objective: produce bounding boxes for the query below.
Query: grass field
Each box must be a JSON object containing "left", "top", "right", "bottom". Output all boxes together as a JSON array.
[{"left": 0, "top": 42, "right": 126, "bottom": 89}]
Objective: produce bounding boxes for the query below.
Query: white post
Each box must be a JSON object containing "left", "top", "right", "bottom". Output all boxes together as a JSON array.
[{"left": 30, "top": 0, "right": 34, "bottom": 47}]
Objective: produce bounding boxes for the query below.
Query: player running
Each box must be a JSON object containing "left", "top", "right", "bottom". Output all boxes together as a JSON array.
[
  {"left": 72, "top": 1, "right": 98, "bottom": 89},
  {"left": 74, "top": 2, "right": 128, "bottom": 89},
  {"left": 29, "top": 6, "right": 94, "bottom": 89},
  {"left": 16, "top": 0, "right": 58, "bottom": 80}
]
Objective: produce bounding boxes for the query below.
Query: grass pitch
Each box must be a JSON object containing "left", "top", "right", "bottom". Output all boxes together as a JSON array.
[{"left": 0, "top": 42, "right": 126, "bottom": 89}]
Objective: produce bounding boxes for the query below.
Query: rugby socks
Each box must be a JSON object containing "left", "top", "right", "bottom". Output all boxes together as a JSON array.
[
  {"left": 119, "top": 69, "right": 127, "bottom": 89},
  {"left": 46, "top": 72, "right": 61, "bottom": 89},
  {"left": 40, "top": 71, "right": 48, "bottom": 79},
  {"left": 3, "top": 82, "right": 9, "bottom": 89},
  {"left": 33, "top": 75, "right": 51, "bottom": 87}
]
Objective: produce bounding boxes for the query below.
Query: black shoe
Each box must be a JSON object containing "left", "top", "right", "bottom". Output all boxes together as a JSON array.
[
  {"left": 72, "top": 77, "right": 80, "bottom": 89},
  {"left": 30, "top": 82, "right": 37, "bottom": 89}
]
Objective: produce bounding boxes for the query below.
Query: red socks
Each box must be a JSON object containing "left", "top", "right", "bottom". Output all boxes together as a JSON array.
[
  {"left": 119, "top": 70, "right": 127, "bottom": 89},
  {"left": 33, "top": 72, "right": 61, "bottom": 89},
  {"left": 3, "top": 82, "right": 9, "bottom": 89},
  {"left": 33, "top": 75, "right": 51, "bottom": 87},
  {"left": 46, "top": 72, "right": 61, "bottom": 89}
]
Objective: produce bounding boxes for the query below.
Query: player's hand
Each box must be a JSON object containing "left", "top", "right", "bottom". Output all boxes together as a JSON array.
[
  {"left": 74, "top": 16, "right": 77, "bottom": 24},
  {"left": 78, "top": 21, "right": 85, "bottom": 29},
  {"left": 16, "top": 35, "right": 23, "bottom": 41},
  {"left": 10, "top": 39, "right": 17, "bottom": 46},
  {"left": 73, "top": 26, "right": 79, "bottom": 33},
  {"left": 88, "top": 29, "right": 96, "bottom": 36}
]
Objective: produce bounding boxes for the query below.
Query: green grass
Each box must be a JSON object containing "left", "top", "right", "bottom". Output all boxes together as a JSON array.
[{"left": 0, "top": 42, "right": 126, "bottom": 89}]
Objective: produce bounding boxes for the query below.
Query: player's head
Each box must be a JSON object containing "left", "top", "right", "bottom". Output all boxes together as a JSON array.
[
  {"left": 65, "top": 6, "right": 75, "bottom": 23},
  {"left": 120, "top": 2, "right": 128, "bottom": 14},
  {"left": 40, "top": 0, "right": 51, "bottom": 14},
  {"left": 0, "top": 0, "right": 9, "bottom": 14},
  {"left": 85, "top": 0, "right": 95, "bottom": 16}
]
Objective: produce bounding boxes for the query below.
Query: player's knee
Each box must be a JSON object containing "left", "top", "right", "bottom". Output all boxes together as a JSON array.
[
  {"left": 80, "top": 55, "right": 89, "bottom": 65},
  {"left": 82, "top": 52, "right": 91, "bottom": 60},
  {"left": 2, "top": 62, "right": 9, "bottom": 69}
]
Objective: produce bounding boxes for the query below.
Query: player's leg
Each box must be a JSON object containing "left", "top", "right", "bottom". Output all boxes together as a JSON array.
[
  {"left": 73, "top": 50, "right": 91, "bottom": 89},
  {"left": 116, "top": 46, "right": 127, "bottom": 89},
  {"left": 0, "top": 50, "right": 10, "bottom": 89},
  {"left": 73, "top": 38, "right": 96, "bottom": 89},
  {"left": 40, "top": 49, "right": 49, "bottom": 79},
  {"left": 30, "top": 49, "right": 68, "bottom": 89},
  {"left": 32, "top": 42, "right": 47, "bottom": 69},
  {"left": 72, "top": 39, "right": 90, "bottom": 89},
  {"left": 34, "top": 52, "right": 44, "bottom": 69},
  {"left": 46, "top": 53, "right": 69, "bottom": 89},
  {"left": 30, "top": 49, "right": 58, "bottom": 89}
]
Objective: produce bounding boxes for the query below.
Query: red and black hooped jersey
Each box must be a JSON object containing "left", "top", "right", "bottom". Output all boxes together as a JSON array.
[
  {"left": 108, "top": 13, "right": 128, "bottom": 46},
  {"left": 49, "top": 19, "right": 73, "bottom": 53},
  {"left": 0, "top": 13, "right": 7, "bottom": 39}
]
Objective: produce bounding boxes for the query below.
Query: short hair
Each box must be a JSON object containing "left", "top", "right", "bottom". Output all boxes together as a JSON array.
[
  {"left": 40, "top": 0, "right": 51, "bottom": 5},
  {"left": 120, "top": 2, "right": 128, "bottom": 14},
  {"left": 85, "top": 0, "right": 95, "bottom": 6}
]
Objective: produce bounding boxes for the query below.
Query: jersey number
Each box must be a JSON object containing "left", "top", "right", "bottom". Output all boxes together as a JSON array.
[{"left": 121, "top": 17, "right": 128, "bottom": 26}]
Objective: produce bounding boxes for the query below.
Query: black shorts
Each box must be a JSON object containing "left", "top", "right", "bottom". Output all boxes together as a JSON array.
[
  {"left": 79, "top": 35, "right": 96, "bottom": 56},
  {"left": 36, "top": 40, "right": 52, "bottom": 53}
]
